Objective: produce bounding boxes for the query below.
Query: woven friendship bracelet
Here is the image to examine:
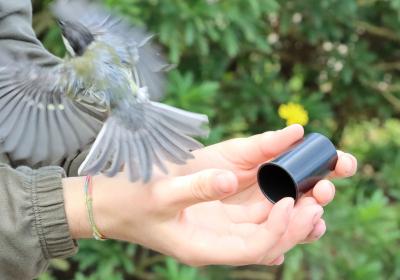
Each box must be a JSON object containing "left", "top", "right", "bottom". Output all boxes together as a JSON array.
[{"left": 84, "top": 175, "right": 107, "bottom": 241}]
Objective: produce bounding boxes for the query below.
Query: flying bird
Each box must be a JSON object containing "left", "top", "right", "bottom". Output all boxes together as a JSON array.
[{"left": 0, "top": 0, "right": 209, "bottom": 182}]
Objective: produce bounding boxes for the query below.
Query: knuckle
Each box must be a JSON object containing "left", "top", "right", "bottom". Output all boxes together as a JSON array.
[
  {"left": 260, "top": 134, "right": 278, "bottom": 156},
  {"left": 300, "top": 196, "right": 318, "bottom": 206},
  {"left": 190, "top": 173, "right": 213, "bottom": 201},
  {"left": 146, "top": 185, "right": 169, "bottom": 213}
]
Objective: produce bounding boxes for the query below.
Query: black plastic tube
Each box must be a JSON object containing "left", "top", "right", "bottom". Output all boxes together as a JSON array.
[{"left": 257, "top": 133, "right": 338, "bottom": 203}]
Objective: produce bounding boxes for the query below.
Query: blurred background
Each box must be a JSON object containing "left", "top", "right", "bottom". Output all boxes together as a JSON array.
[{"left": 34, "top": 0, "right": 400, "bottom": 279}]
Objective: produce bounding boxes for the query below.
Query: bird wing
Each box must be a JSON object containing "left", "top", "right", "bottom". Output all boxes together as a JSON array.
[
  {"left": 78, "top": 101, "right": 209, "bottom": 182},
  {"left": 52, "top": 0, "right": 210, "bottom": 182},
  {"left": 0, "top": 61, "right": 105, "bottom": 165},
  {"left": 52, "top": 0, "right": 171, "bottom": 101}
]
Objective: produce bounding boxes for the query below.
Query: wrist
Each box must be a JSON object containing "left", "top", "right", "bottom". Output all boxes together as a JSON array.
[
  {"left": 62, "top": 176, "right": 91, "bottom": 239},
  {"left": 62, "top": 173, "right": 143, "bottom": 241}
]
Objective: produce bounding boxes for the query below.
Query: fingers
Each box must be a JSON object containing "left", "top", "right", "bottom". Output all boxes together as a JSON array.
[
  {"left": 259, "top": 202, "right": 324, "bottom": 264},
  {"left": 330, "top": 151, "right": 357, "bottom": 178},
  {"left": 176, "top": 198, "right": 295, "bottom": 266},
  {"left": 159, "top": 169, "right": 239, "bottom": 211},
  {"left": 295, "top": 196, "right": 318, "bottom": 207},
  {"left": 267, "top": 219, "right": 326, "bottom": 265},
  {"left": 305, "top": 151, "right": 357, "bottom": 206},
  {"left": 244, "top": 198, "right": 294, "bottom": 263},
  {"left": 311, "top": 180, "right": 336, "bottom": 206},
  {"left": 302, "top": 219, "right": 326, "bottom": 244},
  {"left": 216, "top": 124, "right": 304, "bottom": 170},
  {"left": 223, "top": 200, "right": 273, "bottom": 224}
]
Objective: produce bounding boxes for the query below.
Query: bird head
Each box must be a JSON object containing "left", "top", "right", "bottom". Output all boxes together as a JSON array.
[{"left": 58, "top": 20, "right": 94, "bottom": 57}]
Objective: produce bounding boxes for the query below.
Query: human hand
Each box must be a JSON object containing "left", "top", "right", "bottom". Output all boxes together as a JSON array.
[
  {"left": 157, "top": 124, "right": 356, "bottom": 265},
  {"left": 63, "top": 125, "right": 357, "bottom": 266}
]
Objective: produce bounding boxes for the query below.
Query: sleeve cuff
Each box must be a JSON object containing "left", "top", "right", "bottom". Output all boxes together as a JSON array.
[{"left": 18, "top": 166, "right": 79, "bottom": 259}]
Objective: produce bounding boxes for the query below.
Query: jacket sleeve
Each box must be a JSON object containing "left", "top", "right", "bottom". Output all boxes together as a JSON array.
[
  {"left": 0, "top": 0, "right": 61, "bottom": 66},
  {"left": 0, "top": 1, "right": 80, "bottom": 279},
  {"left": 0, "top": 164, "right": 78, "bottom": 280}
]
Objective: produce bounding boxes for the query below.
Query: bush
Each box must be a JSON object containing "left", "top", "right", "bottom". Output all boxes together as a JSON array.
[{"left": 34, "top": 0, "right": 400, "bottom": 279}]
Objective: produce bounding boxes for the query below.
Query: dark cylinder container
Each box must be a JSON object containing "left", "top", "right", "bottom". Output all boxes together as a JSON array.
[{"left": 257, "top": 133, "right": 338, "bottom": 203}]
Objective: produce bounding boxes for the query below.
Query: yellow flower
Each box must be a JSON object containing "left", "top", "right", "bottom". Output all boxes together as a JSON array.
[{"left": 278, "top": 102, "right": 309, "bottom": 126}]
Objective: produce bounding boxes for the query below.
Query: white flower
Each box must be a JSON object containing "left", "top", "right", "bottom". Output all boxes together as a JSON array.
[
  {"left": 268, "top": 33, "right": 279, "bottom": 44},
  {"left": 323, "top": 41, "right": 334, "bottom": 52},
  {"left": 320, "top": 82, "right": 333, "bottom": 93},
  {"left": 292, "top": 13, "right": 303, "bottom": 24},
  {"left": 337, "top": 44, "right": 348, "bottom": 55},
  {"left": 334, "top": 61, "right": 344, "bottom": 72},
  {"left": 378, "top": 82, "right": 389, "bottom": 91}
]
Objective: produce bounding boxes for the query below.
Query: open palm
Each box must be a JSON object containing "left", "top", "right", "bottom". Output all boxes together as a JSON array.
[{"left": 151, "top": 125, "right": 357, "bottom": 266}]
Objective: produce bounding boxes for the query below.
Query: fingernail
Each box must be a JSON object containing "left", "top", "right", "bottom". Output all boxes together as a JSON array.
[
  {"left": 262, "top": 131, "right": 276, "bottom": 141},
  {"left": 286, "top": 198, "right": 295, "bottom": 214},
  {"left": 289, "top": 124, "right": 303, "bottom": 130},
  {"left": 216, "top": 172, "right": 235, "bottom": 193},
  {"left": 349, "top": 154, "right": 357, "bottom": 172},
  {"left": 345, "top": 154, "right": 355, "bottom": 175},
  {"left": 314, "top": 229, "right": 325, "bottom": 239},
  {"left": 328, "top": 181, "right": 335, "bottom": 199},
  {"left": 314, "top": 221, "right": 326, "bottom": 239}
]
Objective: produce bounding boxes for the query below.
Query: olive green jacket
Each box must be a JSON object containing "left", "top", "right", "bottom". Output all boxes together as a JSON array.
[{"left": 0, "top": 1, "right": 88, "bottom": 279}]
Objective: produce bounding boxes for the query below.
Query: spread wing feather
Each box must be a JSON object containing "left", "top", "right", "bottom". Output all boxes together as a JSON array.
[
  {"left": 78, "top": 100, "right": 208, "bottom": 182},
  {"left": 79, "top": 103, "right": 207, "bottom": 182},
  {"left": 0, "top": 63, "right": 104, "bottom": 165}
]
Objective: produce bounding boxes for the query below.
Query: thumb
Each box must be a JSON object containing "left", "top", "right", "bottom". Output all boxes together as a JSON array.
[{"left": 165, "top": 169, "right": 238, "bottom": 210}]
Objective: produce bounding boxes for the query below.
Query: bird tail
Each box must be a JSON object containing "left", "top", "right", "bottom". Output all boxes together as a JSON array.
[{"left": 78, "top": 101, "right": 209, "bottom": 182}]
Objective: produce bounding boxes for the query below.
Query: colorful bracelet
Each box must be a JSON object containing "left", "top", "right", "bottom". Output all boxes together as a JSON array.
[{"left": 84, "top": 175, "right": 107, "bottom": 241}]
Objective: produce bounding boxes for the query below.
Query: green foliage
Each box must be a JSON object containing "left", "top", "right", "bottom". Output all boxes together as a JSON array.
[
  {"left": 153, "top": 257, "right": 206, "bottom": 280},
  {"left": 33, "top": 0, "right": 400, "bottom": 279},
  {"left": 72, "top": 241, "right": 136, "bottom": 279}
]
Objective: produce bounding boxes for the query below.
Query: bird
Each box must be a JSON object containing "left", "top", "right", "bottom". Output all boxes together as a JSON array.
[{"left": 0, "top": 0, "right": 209, "bottom": 182}]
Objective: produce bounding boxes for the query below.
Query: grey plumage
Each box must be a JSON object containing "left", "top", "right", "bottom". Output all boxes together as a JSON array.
[
  {"left": 52, "top": 0, "right": 170, "bottom": 101},
  {"left": 0, "top": 62, "right": 104, "bottom": 165},
  {"left": 0, "top": 0, "right": 209, "bottom": 182}
]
